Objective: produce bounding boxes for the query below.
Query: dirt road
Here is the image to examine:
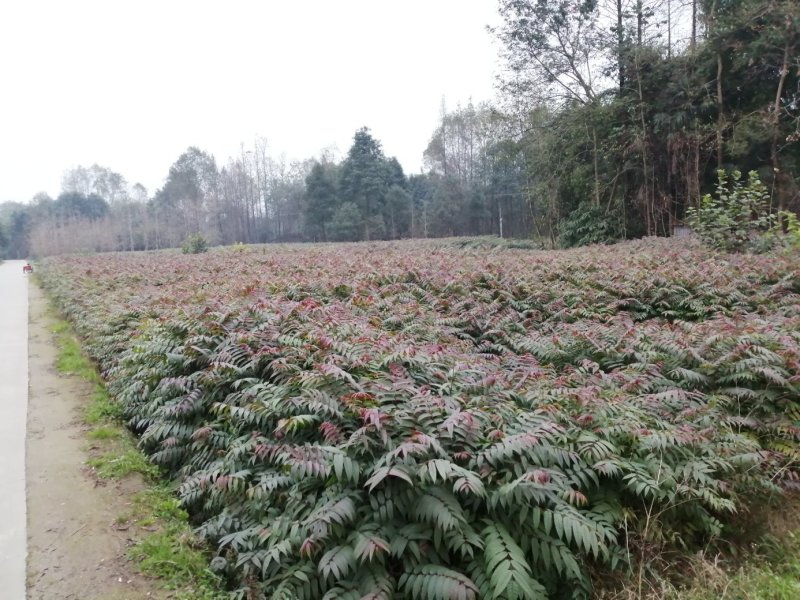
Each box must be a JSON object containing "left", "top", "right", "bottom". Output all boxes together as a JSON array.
[
  {"left": 0, "top": 260, "right": 29, "bottom": 599},
  {"left": 26, "top": 279, "right": 160, "bottom": 599}
]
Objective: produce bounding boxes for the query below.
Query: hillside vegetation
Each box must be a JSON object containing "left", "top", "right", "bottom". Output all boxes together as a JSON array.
[{"left": 39, "top": 239, "right": 800, "bottom": 599}]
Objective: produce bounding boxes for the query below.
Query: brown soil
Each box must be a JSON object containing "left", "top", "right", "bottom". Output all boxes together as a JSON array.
[{"left": 26, "top": 282, "right": 163, "bottom": 600}]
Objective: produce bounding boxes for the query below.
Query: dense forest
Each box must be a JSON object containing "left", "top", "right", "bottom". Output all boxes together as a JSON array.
[{"left": 1, "top": 0, "right": 797, "bottom": 258}]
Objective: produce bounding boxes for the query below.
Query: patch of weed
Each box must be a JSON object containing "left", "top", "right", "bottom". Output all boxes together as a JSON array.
[
  {"left": 129, "top": 525, "right": 221, "bottom": 599},
  {"left": 599, "top": 500, "right": 800, "bottom": 600},
  {"left": 87, "top": 425, "right": 121, "bottom": 441},
  {"left": 671, "top": 529, "right": 800, "bottom": 600},
  {"left": 50, "top": 313, "right": 120, "bottom": 424},
  {"left": 87, "top": 448, "right": 160, "bottom": 479},
  {"left": 127, "top": 486, "right": 222, "bottom": 598},
  {"left": 54, "top": 332, "right": 98, "bottom": 381},
  {"left": 85, "top": 387, "right": 121, "bottom": 423},
  {"left": 134, "top": 487, "right": 188, "bottom": 522}
]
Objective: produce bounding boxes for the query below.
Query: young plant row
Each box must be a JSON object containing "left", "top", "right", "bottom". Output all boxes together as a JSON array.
[{"left": 39, "top": 239, "right": 800, "bottom": 599}]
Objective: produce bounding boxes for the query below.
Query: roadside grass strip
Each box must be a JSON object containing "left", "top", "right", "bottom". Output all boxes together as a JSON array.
[{"left": 47, "top": 298, "right": 223, "bottom": 599}]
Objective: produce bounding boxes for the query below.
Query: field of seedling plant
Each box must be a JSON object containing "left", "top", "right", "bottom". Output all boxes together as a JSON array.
[{"left": 39, "top": 238, "right": 800, "bottom": 600}]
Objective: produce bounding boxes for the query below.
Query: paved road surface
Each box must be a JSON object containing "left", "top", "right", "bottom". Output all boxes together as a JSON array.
[{"left": 0, "top": 260, "right": 28, "bottom": 599}]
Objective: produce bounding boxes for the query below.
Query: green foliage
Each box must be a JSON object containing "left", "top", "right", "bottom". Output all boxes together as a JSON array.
[
  {"left": 37, "top": 239, "right": 800, "bottom": 599},
  {"left": 54, "top": 191, "right": 110, "bottom": 221},
  {"left": 305, "top": 161, "right": 339, "bottom": 241},
  {"left": 493, "top": 0, "right": 800, "bottom": 242},
  {"left": 764, "top": 211, "right": 800, "bottom": 252},
  {"left": 384, "top": 185, "right": 412, "bottom": 239},
  {"left": 6, "top": 209, "right": 31, "bottom": 259},
  {"left": 558, "top": 203, "right": 622, "bottom": 248},
  {"left": 449, "top": 236, "right": 542, "bottom": 250},
  {"left": 686, "top": 170, "right": 778, "bottom": 253},
  {"left": 182, "top": 233, "right": 209, "bottom": 254},
  {"left": 337, "top": 128, "right": 408, "bottom": 241},
  {"left": 328, "top": 202, "right": 363, "bottom": 242}
]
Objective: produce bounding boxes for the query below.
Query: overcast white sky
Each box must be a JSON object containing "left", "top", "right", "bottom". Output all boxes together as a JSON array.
[{"left": 0, "top": 0, "right": 501, "bottom": 202}]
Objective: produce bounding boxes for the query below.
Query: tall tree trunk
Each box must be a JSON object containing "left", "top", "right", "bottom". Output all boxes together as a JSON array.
[
  {"left": 616, "top": 0, "right": 625, "bottom": 91},
  {"left": 498, "top": 204, "right": 504, "bottom": 238},
  {"left": 127, "top": 205, "right": 135, "bottom": 251},
  {"left": 410, "top": 194, "right": 415, "bottom": 238},
  {"left": 667, "top": 0, "right": 672, "bottom": 58},
  {"left": 771, "top": 42, "right": 791, "bottom": 210},
  {"left": 592, "top": 126, "right": 601, "bottom": 207},
  {"left": 364, "top": 196, "right": 371, "bottom": 241},
  {"left": 154, "top": 207, "right": 161, "bottom": 250},
  {"left": 686, "top": 132, "right": 701, "bottom": 210},
  {"left": 440, "top": 97, "right": 448, "bottom": 177},
  {"left": 636, "top": 52, "right": 652, "bottom": 235},
  {"left": 716, "top": 53, "right": 725, "bottom": 168}
]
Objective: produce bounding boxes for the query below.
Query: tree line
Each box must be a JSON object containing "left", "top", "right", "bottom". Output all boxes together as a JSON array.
[
  {"left": 1, "top": 0, "right": 797, "bottom": 257},
  {"left": 492, "top": 0, "right": 799, "bottom": 245}
]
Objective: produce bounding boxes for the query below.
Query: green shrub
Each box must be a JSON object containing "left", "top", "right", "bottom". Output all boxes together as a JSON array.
[
  {"left": 559, "top": 203, "right": 622, "bottom": 248},
  {"left": 782, "top": 211, "right": 800, "bottom": 248},
  {"left": 450, "top": 236, "right": 542, "bottom": 250},
  {"left": 106, "top": 304, "right": 798, "bottom": 599},
  {"left": 182, "top": 233, "right": 209, "bottom": 254},
  {"left": 758, "top": 210, "right": 800, "bottom": 253},
  {"left": 329, "top": 202, "right": 363, "bottom": 242},
  {"left": 686, "top": 170, "right": 784, "bottom": 253}
]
